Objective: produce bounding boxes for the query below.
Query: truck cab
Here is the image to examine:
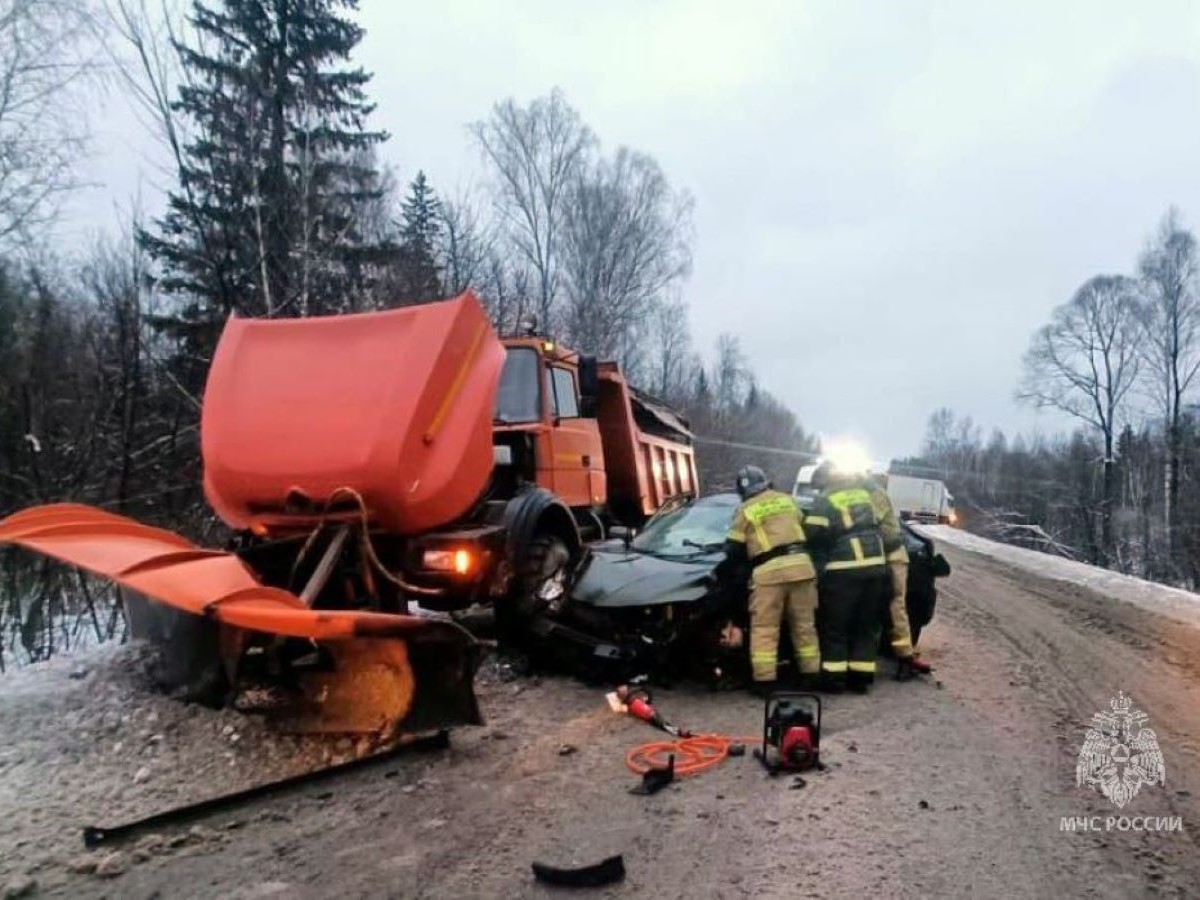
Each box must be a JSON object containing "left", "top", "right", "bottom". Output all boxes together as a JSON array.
[
  {"left": 491, "top": 337, "right": 606, "bottom": 511},
  {"left": 397, "top": 319, "right": 698, "bottom": 616},
  {"left": 491, "top": 335, "right": 698, "bottom": 527}
]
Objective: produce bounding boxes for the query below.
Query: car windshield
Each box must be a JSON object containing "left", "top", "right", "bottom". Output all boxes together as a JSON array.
[
  {"left": 494, "top": 347, "right": 541, "bottom": 424},
  {"left": 631, "top": 496, "right": 737, "bottom": 558}
]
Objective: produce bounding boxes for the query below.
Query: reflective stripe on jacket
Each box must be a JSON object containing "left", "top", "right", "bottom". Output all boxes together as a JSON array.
[
  {"left": 803, "top": 482, "right": 888, "bottom": 576},
  {"left": 869, "top": 483, "right": 909, "bottom": 564},
  {"left": 727, "top": 489, "right": 816, "bottom": 585}
]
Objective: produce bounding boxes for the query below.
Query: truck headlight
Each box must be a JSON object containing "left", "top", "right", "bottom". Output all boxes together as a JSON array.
[{"left": 422, "top": 548, "right": 475, "bottom": 575}]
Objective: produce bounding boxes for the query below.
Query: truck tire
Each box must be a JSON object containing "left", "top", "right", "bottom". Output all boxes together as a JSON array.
[{"left": 505, "top": 533, "right": 572, "bottom": 624}]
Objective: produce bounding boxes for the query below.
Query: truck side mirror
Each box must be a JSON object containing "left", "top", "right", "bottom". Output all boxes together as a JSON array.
[{"left": 578, "top": 355, "right": 599, "bottom": 418}]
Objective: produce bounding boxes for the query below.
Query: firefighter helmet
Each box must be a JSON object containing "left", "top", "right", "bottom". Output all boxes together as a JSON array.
[{"left": 736, "top": 465, "right": 770, "bottom": 499}]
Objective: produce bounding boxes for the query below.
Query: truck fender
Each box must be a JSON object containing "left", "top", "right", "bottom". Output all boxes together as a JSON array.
[{"left": 502, "top": 488, "right": 582, "bottom": 569}]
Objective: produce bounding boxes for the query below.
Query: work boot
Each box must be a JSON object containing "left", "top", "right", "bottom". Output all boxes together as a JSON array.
[
  {"left": 846, "top": 671, "right": 873, "bottom": 695},
  {"left": 818, "top": 672, "right": 845, "bottom": 694}
]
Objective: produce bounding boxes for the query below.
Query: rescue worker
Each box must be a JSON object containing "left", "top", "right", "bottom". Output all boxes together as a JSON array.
[
  {"left": 725, "top": 465, "right": 820, "bottom": 695},
  {"left": 868, "top": 475, "right": 933, "bottom": 681},
  {"left": 804, "top": 462, "right": 890, "bottom": 694}
]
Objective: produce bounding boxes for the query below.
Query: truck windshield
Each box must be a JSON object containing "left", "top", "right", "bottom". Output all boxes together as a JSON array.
[
  {"left": 495, "top": 347, "right": 541, "bottom": 424},
  {"left": 632, "top": 496, "right": 738, "bottom": 558}
]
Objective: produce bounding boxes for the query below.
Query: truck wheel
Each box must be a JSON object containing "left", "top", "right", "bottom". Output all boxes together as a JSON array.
[{"left": 509, "top": 534, "right": 572, "bottom": 621}]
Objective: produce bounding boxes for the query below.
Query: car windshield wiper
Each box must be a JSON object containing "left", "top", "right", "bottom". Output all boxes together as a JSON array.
[{"left": 682, "top": 539, "right": 724, "bottom": 553}]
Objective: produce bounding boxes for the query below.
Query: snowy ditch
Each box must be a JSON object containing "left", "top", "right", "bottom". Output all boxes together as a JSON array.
[{"left": 920, "top": 524, "right": 1200, "bottom": 630}]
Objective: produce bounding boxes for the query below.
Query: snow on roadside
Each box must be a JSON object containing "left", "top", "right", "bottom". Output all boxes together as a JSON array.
[
  {"left": 920, "top": 524, "right": 1200, "bottom": 629},
  {"left": 0, "top": 639, "right": 382, "bottom": 893}
]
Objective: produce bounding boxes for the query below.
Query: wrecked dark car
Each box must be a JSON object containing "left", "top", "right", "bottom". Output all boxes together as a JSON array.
[
  {"left": 526, "top": 492, "right": 951, "bottom": 684},
  {"left": 526, "top": 493, "right": 747, "bottom": 684}
]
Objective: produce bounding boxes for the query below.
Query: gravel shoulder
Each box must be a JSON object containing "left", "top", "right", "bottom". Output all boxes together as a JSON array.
[{"left": 3, "top": 538, "right": 1200, "bottom": 898}]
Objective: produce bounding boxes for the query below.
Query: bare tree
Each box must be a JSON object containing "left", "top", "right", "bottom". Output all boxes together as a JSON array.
[
  {"left": 651, "top": 296, "right": 692, "bottom": 401},
  {"left": 712, "top": 333, "right": 749, "bottom": 425},
  {"left": 474, "top": 249, "right": 530, "bottom": 336},
  {"left": 1137, "top": 207, "right": 1200, "bottom": 567},
  {"left": 1019, "top": 274, "right": 1143, "bottom": 564},
  {"left": 437, "top": 192, "right": 492, "bottom": 297},
  {"left": 559, "top": 147, "right": 693, "bottom": 359},
  {"left": 922, "top": 407, "right": 956, "bottom": 479},
  {"left": 0, "top": 0, "right": 102, "bottom": 249},
  {"left": 471, "top": 89, "right": 594, "bottom": 331}
]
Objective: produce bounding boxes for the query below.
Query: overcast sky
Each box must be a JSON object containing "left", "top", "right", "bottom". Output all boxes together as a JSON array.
[{"left": 67, "top": 0, "right": 1200, "bottom": 460}]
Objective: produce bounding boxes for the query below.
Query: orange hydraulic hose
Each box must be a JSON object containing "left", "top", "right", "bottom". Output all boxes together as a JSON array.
[{"left": 625, "top": 733, "right": 762, "bottom": 778}]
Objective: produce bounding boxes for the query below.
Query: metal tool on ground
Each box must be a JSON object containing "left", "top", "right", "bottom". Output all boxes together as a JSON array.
[
  {"left": 630, "top": 753, "right": 675, "bottom": 795},
  {"left": 754, "top": 692, "right": 822, "bottom": 774},
  {"left": 610, "top": 685, "right": 759, "bottom": 781},
  {"left": 82, "top": 731, "right": 450, "bottom": 849},
  {"left": 609, "top": 685, "right": 693, "bottom": 738}
]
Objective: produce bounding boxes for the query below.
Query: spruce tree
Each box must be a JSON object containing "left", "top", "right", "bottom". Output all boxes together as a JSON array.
[
  {"left": 396, "top": 170, "right": 443, "bottom": 302},
  {"left": 140, "top": 0, "right": 398, "bottom": 388}
]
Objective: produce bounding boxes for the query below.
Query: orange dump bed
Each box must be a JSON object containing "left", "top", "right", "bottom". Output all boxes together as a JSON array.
[
  {"left": 202, "top": 292, "right": 506, "bottom": 535},
  {"left": 596, "top": 366, "right": 697, "bottom": 521}
]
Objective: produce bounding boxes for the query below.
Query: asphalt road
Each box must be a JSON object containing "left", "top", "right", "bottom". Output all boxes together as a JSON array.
[{"left": 12, "top": 541, "right": 1200, "bottom": 898}]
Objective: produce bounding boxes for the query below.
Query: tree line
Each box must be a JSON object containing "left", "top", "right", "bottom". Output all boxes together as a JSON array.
[
  {"left": 0, "top": 0, "right": 811, "bottom": 666},
  {"left": 898, "top": 208, "right": 1200, "bottom": 587}
]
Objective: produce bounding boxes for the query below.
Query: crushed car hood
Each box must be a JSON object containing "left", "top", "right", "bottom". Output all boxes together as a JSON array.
[{"left": 571, "top": 549, "right": 720, "bottom": 608}]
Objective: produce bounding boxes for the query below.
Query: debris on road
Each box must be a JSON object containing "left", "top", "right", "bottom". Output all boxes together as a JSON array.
[
  {"left": 531, "top": 854, "right": 626, "bottom": 888},
  {"left": 94, "top": 851, "right": 129, "bottom": 878},
  {"left": 630, "top": 755, "right": 675, "bottom": 795}
]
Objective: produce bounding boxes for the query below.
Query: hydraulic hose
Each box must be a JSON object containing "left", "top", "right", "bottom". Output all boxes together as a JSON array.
[{"left": 625, "top": 733, "right": 761, "bottom": 778}]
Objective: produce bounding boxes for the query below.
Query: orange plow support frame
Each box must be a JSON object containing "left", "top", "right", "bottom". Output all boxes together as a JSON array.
[
  {"left": 0, "top": 503, "right": 484, "bottom": 731},
  {"left": 0, "top": 503, "right": 444, "bottom": 639}
]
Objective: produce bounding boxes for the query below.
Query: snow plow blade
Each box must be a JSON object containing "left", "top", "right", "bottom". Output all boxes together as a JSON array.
[{"left": 0, "top": 503, "right": 483, "bottom": 734}]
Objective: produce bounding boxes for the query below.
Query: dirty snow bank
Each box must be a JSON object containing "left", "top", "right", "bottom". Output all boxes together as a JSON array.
[
  {"left": 921, "top": 524, "right": 1200, "bottom": 629},
  {"left": 0, "top": 639, "right": 380, "bottom": 894}
]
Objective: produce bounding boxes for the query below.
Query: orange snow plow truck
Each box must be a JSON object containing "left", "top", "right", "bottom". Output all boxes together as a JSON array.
[{"left": 0, "top": 291, "right": 697, "bottom": 737}]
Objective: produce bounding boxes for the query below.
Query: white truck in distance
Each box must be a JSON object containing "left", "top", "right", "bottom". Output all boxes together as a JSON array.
[
  {"left": 884, "top": 473, "right": 956, "bottom": 524},
  {"left": 792, "top": 465, "right": 957, "bottom": 525}
]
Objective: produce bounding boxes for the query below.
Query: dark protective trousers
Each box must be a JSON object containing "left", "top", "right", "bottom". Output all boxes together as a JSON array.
[{"left": 818, "top": 572, "right": 889, "bottom": 684}]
